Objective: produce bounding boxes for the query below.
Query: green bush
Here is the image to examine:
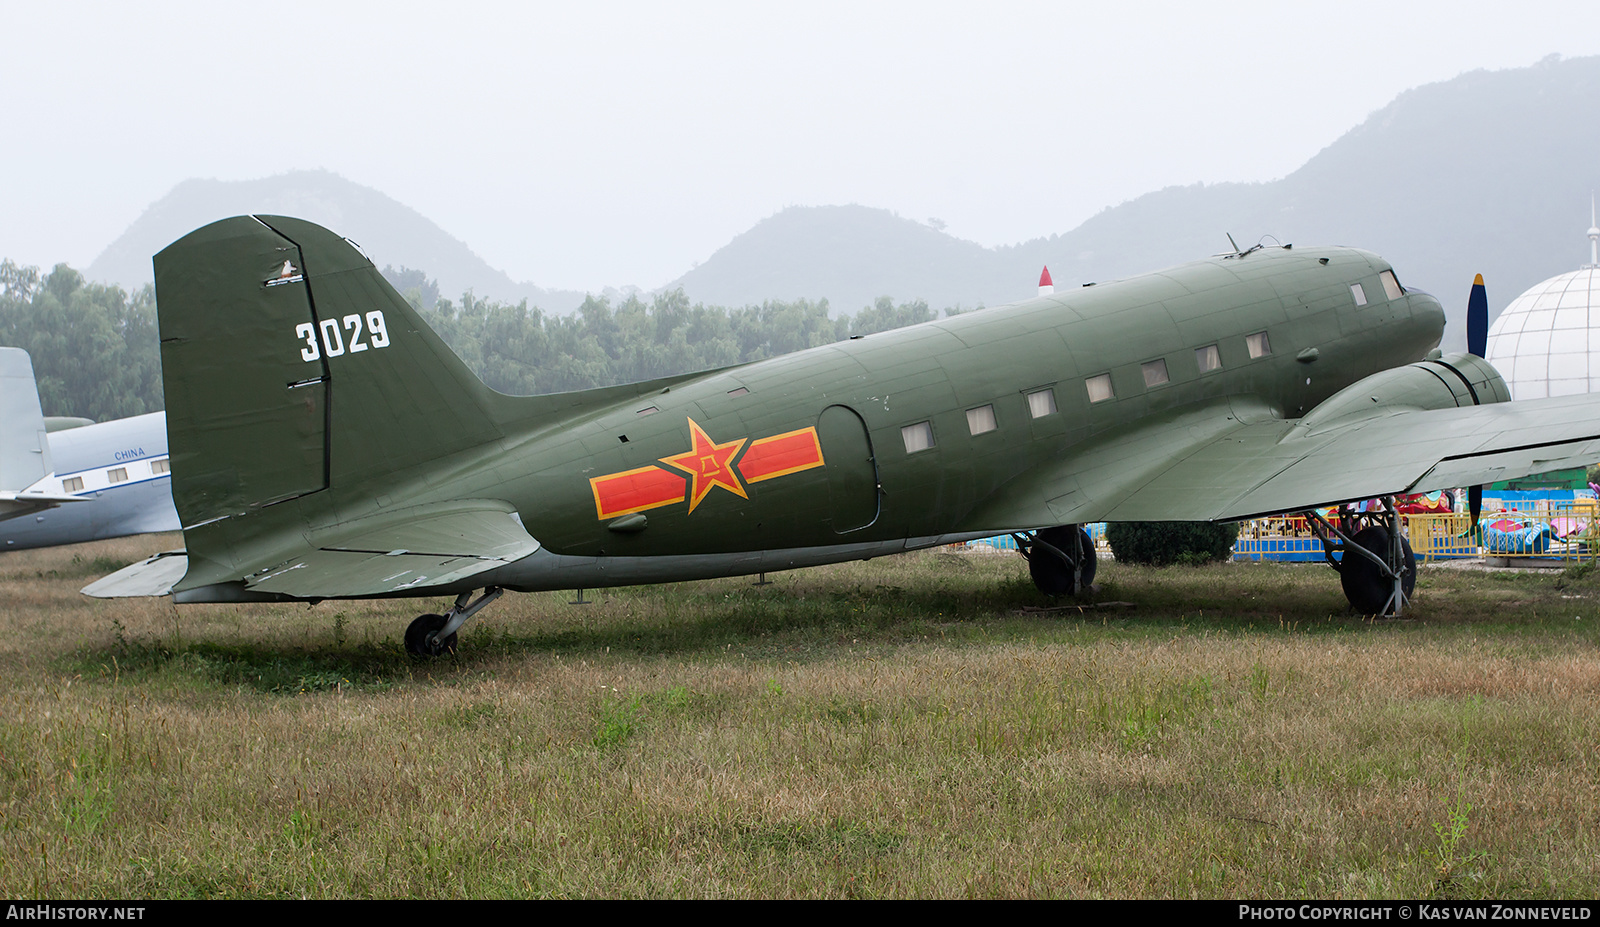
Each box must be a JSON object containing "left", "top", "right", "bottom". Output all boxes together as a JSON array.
[{"left": 1105, "top": 522, "right": 1239, "bottom": 566}]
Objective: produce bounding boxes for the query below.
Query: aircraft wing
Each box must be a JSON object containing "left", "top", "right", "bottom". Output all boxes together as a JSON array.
[
  {"left": 84, "top": 499, "right": 539, "bottom": 600},
  {"left": 960, "top": 392, "right": 1600, "bottom": 529}
]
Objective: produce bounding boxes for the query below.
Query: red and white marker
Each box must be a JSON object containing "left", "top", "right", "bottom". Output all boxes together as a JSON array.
[{"left": 1038, "top": 266, "right": 1054, "bottom": 296}]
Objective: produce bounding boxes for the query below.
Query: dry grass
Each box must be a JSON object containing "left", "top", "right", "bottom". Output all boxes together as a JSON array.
[{"left": 1, "top": 535, "right": 1598, "bottom": 898}]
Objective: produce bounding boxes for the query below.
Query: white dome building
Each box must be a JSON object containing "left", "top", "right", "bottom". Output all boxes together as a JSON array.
[{"left": 1484, "top": 206, "right": 1600, "bottom": 399}]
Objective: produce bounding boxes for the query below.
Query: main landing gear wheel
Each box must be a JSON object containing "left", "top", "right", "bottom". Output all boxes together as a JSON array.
[
  {"left": 1027, "top": 525, "right": 1097, "bottom": 597},
  {"left": 1339, "top": 525, "right": 1416, "bottom": 616},
  {"left": 405, "top": 613, "right": 458, "bottom": 657},
  {"left": 401, "top": 587, "right": 503, "bottom": 658}
]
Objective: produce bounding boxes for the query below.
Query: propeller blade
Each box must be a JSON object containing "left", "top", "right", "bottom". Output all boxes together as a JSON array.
[
  {"left": 1467, "top": 273, "right": 1488, "bottom": 357},
  {"left": 1466, "top": 274, "right": 1488, "bottom": 546}
]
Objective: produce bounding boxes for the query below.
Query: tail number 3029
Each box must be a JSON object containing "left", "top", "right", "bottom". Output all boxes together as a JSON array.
[{"left": 297, "top": 311, "right": 391, "bottom": 362}]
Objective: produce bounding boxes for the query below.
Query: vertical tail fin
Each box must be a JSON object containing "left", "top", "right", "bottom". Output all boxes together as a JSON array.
[
  {"left": 154, "top": 215, "right": 503, "bottom": 531},
  {"left": 0, "top": 348, "right": 53, "bottom": 492},
  {"left": 0, "top": 347, "right": 64, "bottom": 524}
]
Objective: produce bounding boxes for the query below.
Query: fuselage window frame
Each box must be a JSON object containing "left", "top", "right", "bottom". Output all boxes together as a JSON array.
[
  {"left": 1246, "top": 331, "right": 1272, "bottom": 359},
  {"left": 1141, "top": 358, "right": 1170, "bottom": 388},
  {"left": 966, "top": 404, "right": 997, "bottom": 436},
  {"left": 1085, "top": 373, "right": 1114, "bottom": 403},
  {"left": 1351, "top": 282, "right": 1368, "bottom": 307},
  {"left": 1025, "top": 388, "right": 1057, "bottom": 419},
  {"left": 901, "top": 421, "right": 936, "bottom": 454},
  {"left": 107, "top": 467, "right": 128, "bottom": 484}
]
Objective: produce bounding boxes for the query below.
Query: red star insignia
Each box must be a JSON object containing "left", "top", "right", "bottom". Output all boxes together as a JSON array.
[{"left": 659, "top": 418, "right": 748, "bottom": 513}]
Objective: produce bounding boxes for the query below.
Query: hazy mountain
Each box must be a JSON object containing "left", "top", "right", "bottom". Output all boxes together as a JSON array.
[
  {"left": 670, "top": 54, "right": 1600, "bottom": 349},
  {"left": 86, "top": 170, "right": 587, "bottom": 311},
  {"left": 84, "top": 54, "right": 1600, "bottom": 346},
  {"left": 668, "top": 205, "right": 1005, "bottom": 314}
]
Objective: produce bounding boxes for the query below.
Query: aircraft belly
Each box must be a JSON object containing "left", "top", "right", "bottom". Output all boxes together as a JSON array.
[{"left": 479, "top": 532, "right": 1001, "bottom": 593}]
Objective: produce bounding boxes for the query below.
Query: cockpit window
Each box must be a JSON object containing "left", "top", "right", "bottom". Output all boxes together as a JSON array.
[
  {"left": 1379, "top": 270, "right": 1404, "bottom": 300},
  {"left": 1350, "top": 283, "right": 1368, "bottom": 307}
]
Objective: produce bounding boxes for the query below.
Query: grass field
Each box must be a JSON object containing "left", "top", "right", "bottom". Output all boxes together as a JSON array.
[{"left": 1, "top": 533, "right": 1597, "bottom": 898}]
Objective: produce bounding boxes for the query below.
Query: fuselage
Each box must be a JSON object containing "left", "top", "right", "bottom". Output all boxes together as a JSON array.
[
  {"left": 2, "top": 412, "right": 180, "bottom": 550},
  {"left": 374, "top": 245, "right": 1444, "bottom": 593}
]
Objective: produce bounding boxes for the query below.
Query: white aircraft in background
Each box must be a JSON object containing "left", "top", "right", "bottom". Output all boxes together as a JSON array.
[{"left": 0, "top": 347, "right": 179, "bottom": 550}]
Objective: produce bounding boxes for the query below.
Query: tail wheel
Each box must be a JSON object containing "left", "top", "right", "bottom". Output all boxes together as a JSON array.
[
  {"left": 1028, "top": 525, "right": 1097, "bottom": 597},
  {"left": 404, "top": 613, "right": 458, "bottom": 657},
  {"left": 1339, "top": 525, "right": 1416, "bottom": 615}
]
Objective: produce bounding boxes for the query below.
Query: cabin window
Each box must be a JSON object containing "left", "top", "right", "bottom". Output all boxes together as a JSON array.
[
  {"left": 1026, "top": 388, "right": 1057, "bottom": 418},
  {"left": 966, "top": 405, "right": 997, "bottom": 435},
  {"left": 107, "top": 467, "right": 128, "bottom": 484},
  {"left": 1246, "top": 331, "right": 1272, "bottom": 359},
  {"left": 1141, "top": 359, "right": 1169, "bottom": 388},
  {"left": 1196, "top": 344, "right": 1222, "bottom": 373},
  {"left": 1085, "top": 374, "right": 1114, "bottom": 403},
  {"left": 62, "top": 476, "right": 84, "bottom": 493},
  {"left": 1379, "top": 270, "right": 1404, "bottom": 300},
  {"left": 1350, "top": 283, "right": 1368, "bottom": 306},
  {"left": 151, "top": 459, "right": 170, "bottom": 475},
  {"left": 901, "top": 421, "right": 935, "bottom": 453}
]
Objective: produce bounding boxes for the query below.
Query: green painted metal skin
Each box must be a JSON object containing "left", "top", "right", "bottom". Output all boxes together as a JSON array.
[
  {"left": 92, "top": 215, "right": 1600, "bottom": 604},
  {"left": 1488, "top": 468, "right": 1589, "bottom": 491}
]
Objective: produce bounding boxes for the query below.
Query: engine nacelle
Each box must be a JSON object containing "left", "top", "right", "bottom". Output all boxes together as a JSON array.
[{"left": 1298, "top": 352, "right": 1510, "bottom": 433}]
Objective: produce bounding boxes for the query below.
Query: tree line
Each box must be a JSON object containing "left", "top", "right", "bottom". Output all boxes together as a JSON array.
[
  {"left": 0, "top": 259, "right": 961, "bottom": 421},
  {"left": 0, "top": 261, "right": 162, "bottom": 422}
]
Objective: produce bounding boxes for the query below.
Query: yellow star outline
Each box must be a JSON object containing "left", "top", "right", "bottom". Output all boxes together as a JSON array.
[{"left": 659, "top": 418, "right": 749, "bottom": 514}]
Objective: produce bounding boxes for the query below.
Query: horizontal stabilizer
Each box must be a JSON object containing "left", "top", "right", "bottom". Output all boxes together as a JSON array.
[
  {"left": 86, "top": 500, "right": 539, "bottom": 600},
  {"left": 82, "top": 551, "right": 190, "bottom": 598},
  {"left": 0, "top": 491, "right": 90, "bottom": 524},
  {"left": 0, "top": 491, "right": 87, "bottom": 505},
  {"left": 207, "top": 499, "right": 537, "bottom": 600}
]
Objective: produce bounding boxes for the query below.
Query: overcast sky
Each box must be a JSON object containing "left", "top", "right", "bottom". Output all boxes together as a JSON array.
[{"left": 6, "top": 1, "right": 1600, "bottom": 291}]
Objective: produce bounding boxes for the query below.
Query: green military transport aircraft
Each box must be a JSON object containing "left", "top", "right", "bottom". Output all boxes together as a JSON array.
[{"left": 85, "top": 216, "right": 1600, "bottom": 655}]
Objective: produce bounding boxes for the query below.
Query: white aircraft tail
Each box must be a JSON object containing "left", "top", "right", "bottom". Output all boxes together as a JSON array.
[{"left": 0, "top": 348, "right": 52, "bottom": 492}]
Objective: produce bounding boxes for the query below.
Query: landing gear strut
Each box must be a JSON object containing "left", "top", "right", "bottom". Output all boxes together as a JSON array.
[
  {"left": 405, "top": 586, "right": 503, "bottom": 657},
  {"left": 1015, "top": 525, "right": 1097, "bottom": 597},
  {"left": 1304, "top": 499, "right": 1416, "bottom": 616}
]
